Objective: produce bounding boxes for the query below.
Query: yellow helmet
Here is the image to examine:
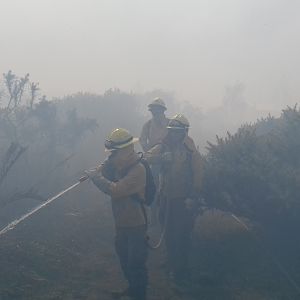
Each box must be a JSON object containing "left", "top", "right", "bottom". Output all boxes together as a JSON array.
[
  {"left": 167, "top": 114, "right": 190, "bottom": 130},
  {"left": 105, "top": 128, "right": 139, "bottom": 151},
  {"left": 148, "top": 97, "right": 167, "bottom": 111}
]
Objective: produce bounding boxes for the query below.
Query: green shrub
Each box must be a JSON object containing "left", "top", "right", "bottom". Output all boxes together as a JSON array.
[{"left": 203, "top": 106, "right": 300, "bottom": 226}]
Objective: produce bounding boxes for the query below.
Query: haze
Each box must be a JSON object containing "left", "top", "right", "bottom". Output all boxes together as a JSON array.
[{"left": 1, "top": 0, "right": 300, "bottom": 111}]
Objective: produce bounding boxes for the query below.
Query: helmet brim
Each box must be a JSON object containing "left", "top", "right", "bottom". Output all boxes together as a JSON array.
[
  {"left": 167, "top": 126, "right": 189, "bottom": 130},
  {"left": 105, "top": 137, "right": 139, "bottom": 152}
]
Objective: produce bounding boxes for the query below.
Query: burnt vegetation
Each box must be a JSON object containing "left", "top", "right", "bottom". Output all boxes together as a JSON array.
[
  {"left": 0, "top": 71, "right": 97, "bottom": 209},
  {"left": 0, "top": 71, "right": 300, "bottom": 299}
]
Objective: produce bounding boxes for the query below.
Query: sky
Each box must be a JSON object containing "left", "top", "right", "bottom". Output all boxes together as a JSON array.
[{"left": 1, "top": 0, "right": 300, "bottom": 111}]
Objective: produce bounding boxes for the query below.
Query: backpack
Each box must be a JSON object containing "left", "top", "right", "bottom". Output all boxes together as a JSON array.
[
  {"left": 101, "top": 153, "right": 156, "bottom": 206},
  {"left": 138, "top": 157, "right": 156, "bottom": 206}
]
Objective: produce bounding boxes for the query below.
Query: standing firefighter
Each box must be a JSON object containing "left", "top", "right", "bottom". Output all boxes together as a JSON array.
[
  {"left": 145, "top": 114, "right": 203, "bottom": 283},
  {"left": 85, "top": 128, "right": 148, "bottom": 300},
  {"left": 140, "top": 98, "right": 169, "bottom": 224},
  {"left": 139, "top": 97, "right": 169, "bottom": 152}
]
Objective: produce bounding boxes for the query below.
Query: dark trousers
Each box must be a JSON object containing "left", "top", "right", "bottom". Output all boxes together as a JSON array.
[
  {"left": 160, "top": 197, "right": 195, "bottom": 279},
  {"left": 115, "top": 225, "right": 148, "bottom": 300}
]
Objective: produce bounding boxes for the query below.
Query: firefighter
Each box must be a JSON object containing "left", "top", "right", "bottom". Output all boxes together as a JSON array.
[
  {"left": 140, "top": 98, "right": 169, "bottom": 224},
  {"left": 145, "top": 114, "right": 203, "bottom": 283},
  {"left": 85, "top": 128, "right": 148, "bottom": 300},
  {"left": 139, "top": 97, "right": 169, "bottom": 152}
]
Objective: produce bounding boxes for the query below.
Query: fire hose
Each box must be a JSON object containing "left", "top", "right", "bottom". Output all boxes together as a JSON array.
[{"left": 0, "top": 175, "right": 88, "bottom": 237}]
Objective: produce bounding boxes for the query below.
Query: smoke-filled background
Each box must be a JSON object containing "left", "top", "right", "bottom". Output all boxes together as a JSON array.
[
  {"left": 1, "top": 1, "right": 300, "bottom": 299},
  {"left": 1, "top": 0, "right": 300, "bottom": 111}
]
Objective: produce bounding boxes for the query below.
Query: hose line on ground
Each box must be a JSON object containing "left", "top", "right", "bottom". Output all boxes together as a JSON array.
[
  {"left": 230, "top": 213, "right": 300, "bottom": 297},
  {"left": 146, "top": 195, "right": 170, "bottom": 250}
]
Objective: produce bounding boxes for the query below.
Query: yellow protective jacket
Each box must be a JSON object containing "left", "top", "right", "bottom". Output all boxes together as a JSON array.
[
  {"left": 145, "top": 135, "right": 203, "bottom": 199},
  {"left": 139, "top": 117, "right": 169, "bottom": 152},
  {"left": 93, "top": 152, "right": 146, "bottom": 228}
]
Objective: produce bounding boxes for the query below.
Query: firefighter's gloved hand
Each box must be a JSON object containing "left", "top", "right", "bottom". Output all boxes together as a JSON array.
[
  {"left": 161, "top": 152, "right": 172, "bottom": 162},
  {"left": 84, "top": 168, "right": 99, "bottom": 179}
]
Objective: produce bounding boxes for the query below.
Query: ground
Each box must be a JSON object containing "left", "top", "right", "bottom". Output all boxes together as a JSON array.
[{"left": 0, "top": 184, "right": 298, "bottom": 299}]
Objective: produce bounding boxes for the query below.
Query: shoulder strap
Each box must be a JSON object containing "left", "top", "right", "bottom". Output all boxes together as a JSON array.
[
  {"left": 129, "top": 152, "right": 150, "bottom": 226},
  {"left": 140, "top": 200, "right": 148, "bottom": 228}
]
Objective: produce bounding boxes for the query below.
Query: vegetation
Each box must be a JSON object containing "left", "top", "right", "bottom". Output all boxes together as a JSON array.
[
  {"left": 203, "top": 105, "right": 300, "bottom": 228},
  {"left": 1, "top": 71, "right": 300, "bottom": 299},
  {"left": 0, "top": 71, "right": 97, "bottom": 211}
]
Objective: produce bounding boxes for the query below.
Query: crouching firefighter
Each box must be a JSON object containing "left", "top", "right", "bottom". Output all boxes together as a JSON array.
[
  {"left": 145, "top": 114, "right": 203, "bottom": 284},
  {"left": 85, "top": 128, "right": 151, "bottom": 300}
]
